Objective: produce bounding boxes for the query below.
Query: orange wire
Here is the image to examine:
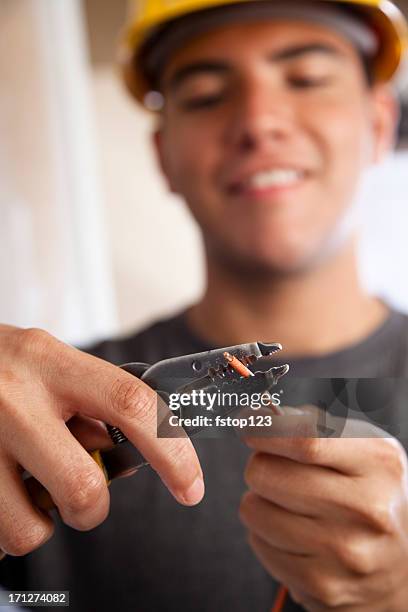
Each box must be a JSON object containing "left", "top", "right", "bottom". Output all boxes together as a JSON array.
[
  {"left": 223, "top": 351, "right": 254, "bottom": 377},
  {"left": 271, "top": 585, "right": 288, "bottom": 612},
  {"left": 224, "top": 352, "right": 288, "bottom": 611}
]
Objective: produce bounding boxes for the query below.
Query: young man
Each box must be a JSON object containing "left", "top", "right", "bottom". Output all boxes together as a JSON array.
[{"left": 1, "top": 0, "right": 408, "bottom": 610}]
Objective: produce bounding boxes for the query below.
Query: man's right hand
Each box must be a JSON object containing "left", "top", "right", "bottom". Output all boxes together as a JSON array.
[{"left": 0, "top": 325, "right": 204, "bottom": 559}]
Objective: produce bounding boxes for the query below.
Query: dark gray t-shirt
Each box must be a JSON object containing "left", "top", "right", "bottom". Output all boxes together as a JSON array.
[{"left": 1, "top": 309, "right": 408, "bottom": 612}]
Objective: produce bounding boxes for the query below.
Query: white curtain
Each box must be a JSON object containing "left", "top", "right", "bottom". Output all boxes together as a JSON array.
[{"left": 0, "top": 0, "right": 117, "bottom": 345}]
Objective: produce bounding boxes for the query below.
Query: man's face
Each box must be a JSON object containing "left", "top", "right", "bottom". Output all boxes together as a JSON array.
[{"left": 155, "top": 19, "right": 394, "bottom": 274}]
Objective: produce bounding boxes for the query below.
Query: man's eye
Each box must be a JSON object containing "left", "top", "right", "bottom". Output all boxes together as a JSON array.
[
  {"left": 181, "top": 93, "right": 224, "bottom": 111},
  {"left": 288, "top": 76, "right": 332, "bottom": 89}
]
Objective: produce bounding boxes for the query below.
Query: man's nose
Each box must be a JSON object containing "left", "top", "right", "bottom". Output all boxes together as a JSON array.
[{"left": 224, "top": 80, "right": 295, "bottom": 152}]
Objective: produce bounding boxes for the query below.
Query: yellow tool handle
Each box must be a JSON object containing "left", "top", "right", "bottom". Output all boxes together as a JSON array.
[{"left": 25, "top": 450, "right": 111, "bottom": 512}]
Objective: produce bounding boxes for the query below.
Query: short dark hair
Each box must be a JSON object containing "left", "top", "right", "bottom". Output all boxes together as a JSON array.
[{"left": 360, "top": 51, "right": 375, "bottom": 87}]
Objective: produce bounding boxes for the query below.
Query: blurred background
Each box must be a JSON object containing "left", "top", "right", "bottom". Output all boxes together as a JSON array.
[{"left": 1, "top": 0, "right": 408, "bottom": 346}]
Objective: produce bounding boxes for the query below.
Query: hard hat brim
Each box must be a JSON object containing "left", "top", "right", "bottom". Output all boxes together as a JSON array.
[{"left": 120, "top": 0, "right": 408, "bottom": 105}]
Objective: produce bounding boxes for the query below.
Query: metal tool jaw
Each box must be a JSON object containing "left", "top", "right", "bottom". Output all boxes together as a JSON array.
[
  {"left": 100, "top": 342, "right": 289, "bottom": 480},
  {"left": 136, "top": 341, "right": 288, "bottom": 393}
]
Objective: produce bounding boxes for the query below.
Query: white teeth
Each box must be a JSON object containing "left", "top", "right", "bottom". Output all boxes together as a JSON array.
[{"left": 248, "top": 169, "right": 303, "bottom": 189}]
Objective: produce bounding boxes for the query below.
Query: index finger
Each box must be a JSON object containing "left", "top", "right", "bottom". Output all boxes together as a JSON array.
[
  {"left": 51, "top": 345, "right": 205, "bottom": 506},
  {"left": 244, "top": 405, "right": 384, "bottom": 475}
]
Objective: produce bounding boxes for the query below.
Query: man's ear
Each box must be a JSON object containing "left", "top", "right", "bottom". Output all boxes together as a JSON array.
[
  {"left": 152, "top": 129, "right": 178, "bottom": 193},
  {"left": 369, "top": 84, "right": 400, "bottom": 163}
]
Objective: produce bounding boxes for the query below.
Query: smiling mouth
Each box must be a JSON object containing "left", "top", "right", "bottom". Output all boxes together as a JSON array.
[{"left": 229, "top": 168, "right": 307, "bottom": 196}]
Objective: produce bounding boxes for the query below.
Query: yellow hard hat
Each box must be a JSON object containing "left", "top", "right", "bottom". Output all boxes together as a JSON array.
[{"left": 120, "top": 0, "right": 408, "bottom": 105}]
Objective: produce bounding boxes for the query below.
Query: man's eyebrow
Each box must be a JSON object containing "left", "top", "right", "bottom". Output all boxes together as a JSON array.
[
  {"left": 270, "top": 42, "right": 343, "bottom": 62},
  {"left": 166, "top": 61, "right": 230, "bottom": 91},
  {"left": 166, "top": 43, "right": 343, "bottom": 91}
]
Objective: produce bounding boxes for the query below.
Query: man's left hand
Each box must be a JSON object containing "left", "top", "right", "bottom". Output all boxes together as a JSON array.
[{"left": 240, "top": 422, "right": 408, "bottom": 611}]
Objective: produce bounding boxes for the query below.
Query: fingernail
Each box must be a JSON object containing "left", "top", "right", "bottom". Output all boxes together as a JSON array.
[{"left": 179, "top": 476, "right": 205, "bottom": 506}]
